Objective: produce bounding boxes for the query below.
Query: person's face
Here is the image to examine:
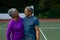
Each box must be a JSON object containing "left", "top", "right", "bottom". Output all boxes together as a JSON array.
[
  {"left": 24, "top": 8, "right": 32, "bottom": 17},
  {"left": 12, "top": 10, "right": 19, "bottom": 18}
]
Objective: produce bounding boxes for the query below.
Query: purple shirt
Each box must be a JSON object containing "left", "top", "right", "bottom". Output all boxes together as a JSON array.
[{"left": 6, "top": 17, "right": 24, "bottom": 40}]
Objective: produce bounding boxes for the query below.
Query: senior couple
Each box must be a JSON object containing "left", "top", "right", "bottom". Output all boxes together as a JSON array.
[{"left": 6, "top": 6, "right": 40, "bottom": 40}]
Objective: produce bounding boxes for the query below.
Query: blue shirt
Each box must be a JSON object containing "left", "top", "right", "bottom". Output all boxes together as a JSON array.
[{"left": 23, "top": 16, "right": 39, "bottom": 39}]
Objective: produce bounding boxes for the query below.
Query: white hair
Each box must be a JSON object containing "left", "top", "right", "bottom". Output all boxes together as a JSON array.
[
  {"left": 8, "top": 8, "right": 17, "bottom": 18},
  {"left": 25, "top": 6, "right": 33, "bottom": 13}
]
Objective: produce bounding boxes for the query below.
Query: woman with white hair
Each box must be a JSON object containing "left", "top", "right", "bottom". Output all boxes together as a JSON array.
[
  {"left": 23, "top": 6, "right": 40, "bottom": 40},
  {"left": 6, "top": 8, "right": 24, "bottom": 40}
]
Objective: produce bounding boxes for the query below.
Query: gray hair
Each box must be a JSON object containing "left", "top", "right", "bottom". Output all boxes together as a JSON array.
[
  {"left": 25, "top": 6, "right": 33, "bottom": 13},
  {"left": 8, "top": 8, "right": 17, "bottom": 18}
]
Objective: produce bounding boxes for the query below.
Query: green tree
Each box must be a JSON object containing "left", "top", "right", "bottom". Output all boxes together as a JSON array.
[{"left": 38, "top": 0, "right": 60, "bottom": 18}]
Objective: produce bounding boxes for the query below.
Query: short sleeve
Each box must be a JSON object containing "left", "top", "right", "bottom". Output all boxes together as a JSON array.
[{"left": 34, "top": 19, "right": 39, "bottom": 26}]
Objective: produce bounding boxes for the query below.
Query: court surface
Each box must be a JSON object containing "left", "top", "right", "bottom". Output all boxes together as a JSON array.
[{"left": 0, "top": 21, "right": 60, "bottom": 40}]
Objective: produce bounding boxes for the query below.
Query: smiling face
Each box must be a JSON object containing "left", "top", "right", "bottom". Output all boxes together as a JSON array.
[{"left": 24, "top": 8, "right": 32, "bottom": 17}]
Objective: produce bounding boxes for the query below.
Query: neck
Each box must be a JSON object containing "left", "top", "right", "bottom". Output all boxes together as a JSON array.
[
  {"left": 13, "top": 17, "right": 19, "bottom": 21},
  {"left": 27, "top": 14, "right": 32, "bottom": 17}
]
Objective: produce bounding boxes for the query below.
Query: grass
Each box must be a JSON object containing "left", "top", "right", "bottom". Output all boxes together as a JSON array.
[{"left": 0, "top": 22, "right": 60, "bottom": 40}]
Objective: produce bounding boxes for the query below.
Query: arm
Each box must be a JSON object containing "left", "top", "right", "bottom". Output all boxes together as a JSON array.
[
  {"left": 35, "top": 26, "right": 40, "bottom": 40},
  {"left": 6, "top": 21, "right": 13, "bottom": 40},
  {"left": 34, "top": 19, "right": 40, "bottom": 40}
]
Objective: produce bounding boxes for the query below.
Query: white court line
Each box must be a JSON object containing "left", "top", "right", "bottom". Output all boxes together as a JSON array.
[
  {"left": 41, "top": 27, "right": 60, "bottom": 29},
  {"left": 0, "top": 23, "right": 7, "bottom": 27},
  {"left": 39, "top": 28, "right": 47, "bottom": 40},
  {"left": 1, "top": 27, "right": 60, "bottom": 29}
]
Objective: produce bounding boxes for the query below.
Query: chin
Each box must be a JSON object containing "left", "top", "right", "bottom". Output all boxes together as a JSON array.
[
  {"left": 16, "top": 16, "right": 19, "bottom": 18},
  {"left": 26, "top": 16, "right": 29, "bottom": 17}
]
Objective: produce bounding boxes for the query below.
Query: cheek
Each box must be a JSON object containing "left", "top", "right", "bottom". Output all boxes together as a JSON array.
[
  {"left": 13, "top": 14, "right": 18, "bottom": 17},
  {"left": 15, "top": 13, "right": 19, "bottom": 16},
  {"left": 13, "top": 15, "right": 16, "bottom": 17},
  {"left": 16, "top": 14, "right": 19, "bottom": 16},
  {"left": 25, "top": 11, "right": 28, "bottom": 14},
  {"left": 25, "top": 12, "right": 28, "bottom": 15}
]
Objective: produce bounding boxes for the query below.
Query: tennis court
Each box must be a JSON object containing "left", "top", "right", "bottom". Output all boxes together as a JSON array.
[{"left": 0, "top": 19, "right": 60, "bottom": 40}]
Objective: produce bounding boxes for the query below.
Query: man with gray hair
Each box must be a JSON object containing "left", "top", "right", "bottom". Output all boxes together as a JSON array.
[{"left": 23, "top": 6, "right": 40, "bottom": 40}]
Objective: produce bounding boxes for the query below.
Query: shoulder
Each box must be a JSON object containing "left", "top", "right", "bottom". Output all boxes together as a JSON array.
[
  {"left": 33, "top": 16, "right": 37, "bottom": 19},
  {"left": 22, "top": 17, "right": 26, "bottom": 20},
  {"left": 8, "top": 19, "right": 14, "bottom": 25},
  {"left": 19, "top": 17, "right": 23, "bottom": 21},
  {"left": 32, "top": 16, "right": 38, "bottom": 21}
]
